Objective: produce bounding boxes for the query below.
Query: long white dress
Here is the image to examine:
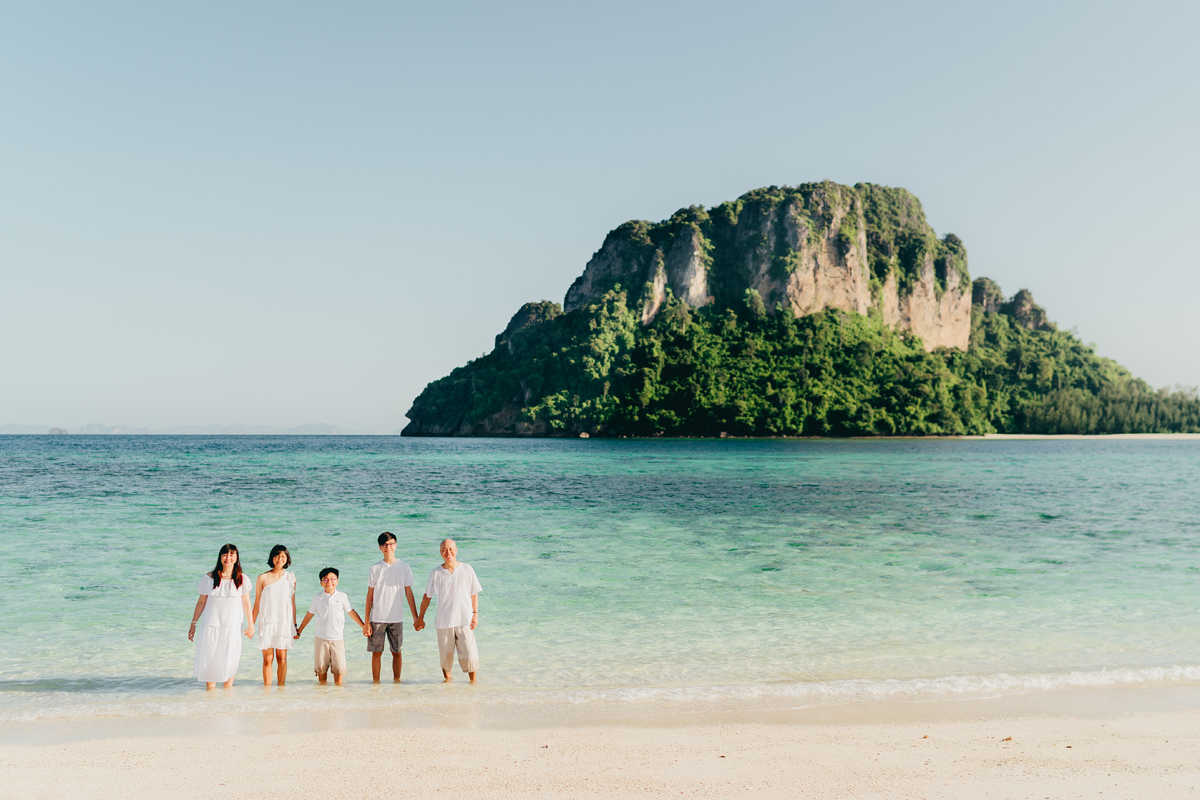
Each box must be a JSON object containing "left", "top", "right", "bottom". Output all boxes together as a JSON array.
[
  {"left": 256, "top": 571, "right": 296, "bottom": 651},
  {"left": 193, "top": 575, "right": 250, "bottom": 683}
]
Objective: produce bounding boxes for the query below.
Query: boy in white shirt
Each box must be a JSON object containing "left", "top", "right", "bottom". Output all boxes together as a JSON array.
[
  {"left": 363, "top": 531, "right": 423, "bottom": 683},
  {"left": 295, "top": 567, "right": 366, "bottom": 686},
  {"left": 417, "top": 539, "right": 482, "bottom": 683}
]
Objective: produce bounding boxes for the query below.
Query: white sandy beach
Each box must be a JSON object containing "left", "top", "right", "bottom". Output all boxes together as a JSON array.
[{"left": 4, "top": 701, "right": 1199, "bottom": 799}]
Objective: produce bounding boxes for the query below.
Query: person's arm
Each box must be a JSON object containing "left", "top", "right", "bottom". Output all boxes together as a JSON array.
[
  {"left": 291, "top": 584, "right": 297, "bottom": 637},
  {"left": 188, "top": 595, "right": 207, "bottom": 641},
  {"left": 348, "top": 608, "right": 367, "bottom": 633},
  {"left": 251, "top": 574, "right": 265, "bottom": 624},
  {"left": 296, "top": 611, "right": 314, "bottom": 638},
  {"left": 417, "top": 594, "right": 431, "bottom": 629},
  {"left": 469, "top": 593, "right": 479, "bottom": 630},
  {"left": 241, "top": 591, "right": 255, "bottom": 639},
  {"left": 363, "top": 586, "right": 374, "bottom": 637},
  {"left": 405, "top": 586, "right": 421, "bottom": 630}
]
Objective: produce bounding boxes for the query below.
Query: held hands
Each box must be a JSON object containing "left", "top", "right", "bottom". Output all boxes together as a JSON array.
[
  {"left": 243, "top": 625, "right": 255, "bottom": 640},
  {"left": 363, "top": 622, "right": 372, "bottom": 638},
  {"left": 413, "top": 616, "right": 425, "bottom": 632}
]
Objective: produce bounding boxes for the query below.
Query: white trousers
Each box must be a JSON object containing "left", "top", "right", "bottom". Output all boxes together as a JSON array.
[{"left": 436, "top": 626, "right": 479, "bottom": 673}]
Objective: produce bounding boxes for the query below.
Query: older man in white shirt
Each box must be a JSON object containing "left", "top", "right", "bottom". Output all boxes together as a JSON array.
[{"left": 417, "top": 539, "right": 482, "bottom": 683}]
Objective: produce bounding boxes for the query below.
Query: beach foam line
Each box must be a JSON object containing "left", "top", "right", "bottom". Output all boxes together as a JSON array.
[
  {"left": 3, "top": 664, "right": 1199, "bottom": 723},
  {"left": 549, "top": 664, "right": 1200, "bottom": 704}
]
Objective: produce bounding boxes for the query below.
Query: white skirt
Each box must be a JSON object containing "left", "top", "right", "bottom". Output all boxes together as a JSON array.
[
  {"left": 258, "top": 622, "right": 293, "bottom": 651},
  {"left": 193, "top": 623, "right": 243, "bottom": 683}
]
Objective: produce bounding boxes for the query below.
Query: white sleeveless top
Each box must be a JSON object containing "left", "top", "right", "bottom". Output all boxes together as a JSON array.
[{"left": 256, "top": 571, "right": 296, "bottom": 650}]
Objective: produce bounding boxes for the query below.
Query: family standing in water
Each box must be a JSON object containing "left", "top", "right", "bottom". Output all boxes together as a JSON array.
[{"left": 188, "top": 535, "right": 482, "bottom": 689}]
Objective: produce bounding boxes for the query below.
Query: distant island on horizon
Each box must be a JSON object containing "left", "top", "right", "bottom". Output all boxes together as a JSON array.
[
  {"left": 402, "top": 181, "right": 1200, "bottom": 438},
  {"left": 0, "top": 423, "right": 366, "bottom": 436}
]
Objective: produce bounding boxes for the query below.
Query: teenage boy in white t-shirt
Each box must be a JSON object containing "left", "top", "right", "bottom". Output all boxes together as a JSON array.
[
  {"left": 417, "top": 538, "right": 482, "bottom": 683},
  {"left": 295, "top": 567, "right": 365, "bottom": 686},
  {"left": 363, "top": 531, "right": 423, "bottom": 683}
]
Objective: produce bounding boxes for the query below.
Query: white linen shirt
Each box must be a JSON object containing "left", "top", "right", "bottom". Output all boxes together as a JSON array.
[
  {"left": 367, "top": 559, "right": 414, "bottom": 623},
  {"left": 424, "top": 563, "right": 482, "bottom": 629},
  {"left": 307, "top": 589, "right": 354, "bottom": 641}
]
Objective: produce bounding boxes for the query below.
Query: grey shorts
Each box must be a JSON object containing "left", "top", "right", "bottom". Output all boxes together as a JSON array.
[{"left": 367, "top": 621, "right": 403, "bottom": 653}]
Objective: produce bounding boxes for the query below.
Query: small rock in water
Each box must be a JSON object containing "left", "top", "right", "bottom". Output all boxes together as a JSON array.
[{"left": 579, "top": 432, "right": 589, "bottom": 438}]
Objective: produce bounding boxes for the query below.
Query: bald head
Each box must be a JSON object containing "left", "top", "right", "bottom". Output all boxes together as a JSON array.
[{"left": 439, "top": 539, "right": 458, "bottom": 564}]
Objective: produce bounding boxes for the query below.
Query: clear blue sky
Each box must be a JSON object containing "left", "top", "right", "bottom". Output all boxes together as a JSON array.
[{"left": 2, "top": 1, "right": 1197, "bottom": 433}]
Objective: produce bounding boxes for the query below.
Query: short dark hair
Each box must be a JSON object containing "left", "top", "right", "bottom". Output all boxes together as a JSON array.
[
  {"left": 268, "top": 544, "right": 292, "bottom": 569},
  {"left": 378, "top": 531, "right": 396, "bottom": 546},
  {"left": 319, "top": 567, "right": 339, "bottom": 580}
]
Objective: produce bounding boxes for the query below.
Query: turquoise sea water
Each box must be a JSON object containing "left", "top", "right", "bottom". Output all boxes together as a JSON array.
[{"left": 1, "top": 436, "right": 1198, "bottom": 726}]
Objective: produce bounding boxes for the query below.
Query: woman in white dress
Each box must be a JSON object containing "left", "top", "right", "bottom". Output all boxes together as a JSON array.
[
  {"left": 252, "top": 544, "right": 297, "bottom": 686},
  {"left": 188, "top": 543, "right": 254, "bottom": 689}
]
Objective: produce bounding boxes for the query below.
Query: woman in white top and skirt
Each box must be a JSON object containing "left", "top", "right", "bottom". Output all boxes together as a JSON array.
[
  {"left": 188, "top": 543, "right": 255, "bottom": 689},
  {"left": 252, "top": 544, "right": 297, "bottom": 686}
]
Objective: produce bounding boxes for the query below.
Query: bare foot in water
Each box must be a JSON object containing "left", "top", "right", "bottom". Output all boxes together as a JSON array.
[{"left": 442, "top": 669, "right": 453, "bottom": 683}]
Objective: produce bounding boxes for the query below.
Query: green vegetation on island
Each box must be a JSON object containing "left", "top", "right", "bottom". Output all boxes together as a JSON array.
[{"left": 403, "top": 183, "right": 1200, "bottom": 437}]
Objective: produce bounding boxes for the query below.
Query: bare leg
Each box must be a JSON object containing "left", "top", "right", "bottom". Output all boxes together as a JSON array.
[
  {"left": 371, "top": 651, "right": 382, "bottom": 682},
  {"left": 261, "top": 650, "right": 275, "bottom": 685},
  {"left": 222, "top": 678, "right": 234, "bottom": 689},
  {"left": 442, "top": 669, "right": 453, "bottom": 683},
  {"left": 469, "top": 671, "right": 477, "bottom": 684},
  {"left": 317, "top": 671, "right": 328, "bottom": 685},
  {"left": 333, "top": 673, "right": 344, "bottom": 687},
  {"left": 275, "top": 649, "right": 288, "bottom": 686},
  {"left": 392, "top": 652, "right": 402, "bottom": 682},
  {"left": 205, "top": 682, "right": 217, "bottom": 690}
]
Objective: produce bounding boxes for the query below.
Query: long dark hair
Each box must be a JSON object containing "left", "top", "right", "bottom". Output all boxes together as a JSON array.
[
  {"left": 267, "top": 544, "right": 292, "bottom": 569},
  {"left": 210, "top": 543, "right": 245, "bottom": 589}
]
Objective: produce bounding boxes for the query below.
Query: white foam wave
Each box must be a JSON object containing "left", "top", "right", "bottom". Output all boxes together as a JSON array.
[
  {"left": 3, "top": 664, "right": 1199, "bottom": 723},
  {"left": 547, "top": 664, "right": 1200, "bottom": 705}
]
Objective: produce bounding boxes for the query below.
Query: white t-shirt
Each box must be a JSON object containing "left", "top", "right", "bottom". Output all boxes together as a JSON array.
[
  {"left": 307, "top": 589, "right": 354, "bottom": 641},
  {"left": 367, "top": 559, "right": 414, "bottom": 623},
  {"left": 424, "top": 563, "right": 482, "bottom": 629}
]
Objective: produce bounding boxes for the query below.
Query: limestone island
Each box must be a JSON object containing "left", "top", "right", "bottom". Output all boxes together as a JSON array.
[{"left": 403, "top": 181, "right": 1200, "bottom": 437}]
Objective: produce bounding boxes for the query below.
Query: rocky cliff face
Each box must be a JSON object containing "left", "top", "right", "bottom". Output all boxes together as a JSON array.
[
  {"left": 971, "top": 279, "right": 1055, "bottom": 331},
  {"left": 563, "top": 181, "right": 971, "bottom": 351}
]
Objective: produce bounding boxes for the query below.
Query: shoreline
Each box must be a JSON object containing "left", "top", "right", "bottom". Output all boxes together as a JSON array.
[
  {"left": 6, "top": 682, "right": 1200, "bottom": 746},
  {"left": 4, "top": 687, "right": 1200, "bottom": 798}
]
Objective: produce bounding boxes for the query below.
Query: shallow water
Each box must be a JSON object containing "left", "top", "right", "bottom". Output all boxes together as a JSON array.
[{"left": 1, "top": 435, "right": 1198, "bottom": 724}]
